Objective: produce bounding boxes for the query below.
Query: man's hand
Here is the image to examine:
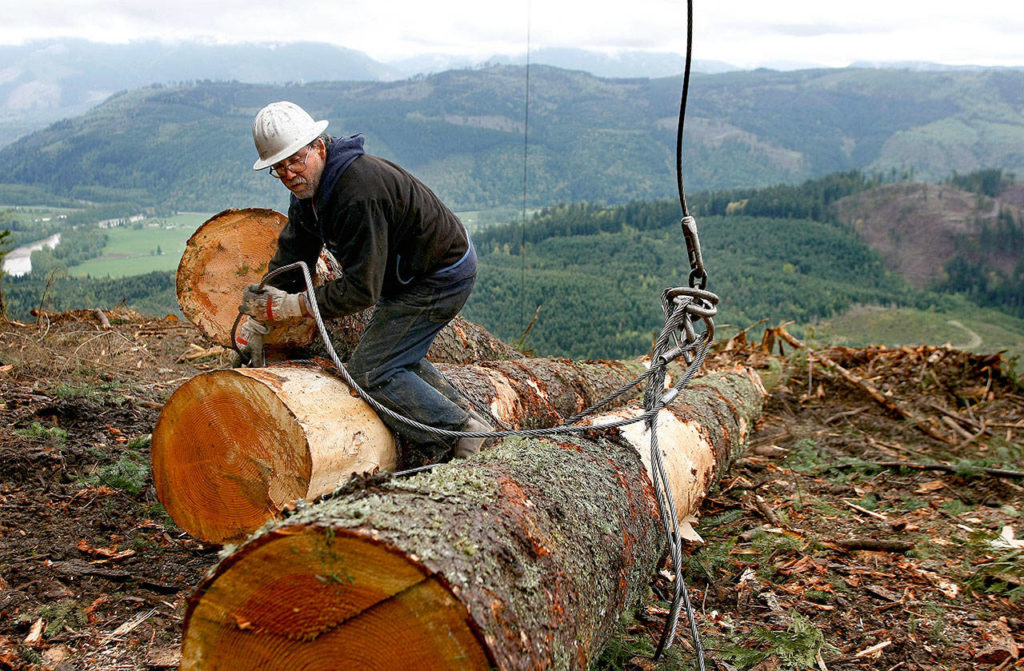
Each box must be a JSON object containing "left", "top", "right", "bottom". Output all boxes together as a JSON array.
[
  {"left": 240, "top": 284, "right": 307, "bottom": 322},
  {"left": 233, "top": 318, "right": 269, "bottom": 366}
]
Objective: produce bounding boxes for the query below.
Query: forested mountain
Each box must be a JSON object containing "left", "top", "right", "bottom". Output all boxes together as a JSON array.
[
  {"left": 0, "top": 39, "right": 730, "bottom": 148},
  {"left": 7, "top": 170, "right": 1020, "bottom": 360},
  {"left": 1, "top": 66, "right": 1022, "bottom": 213}
]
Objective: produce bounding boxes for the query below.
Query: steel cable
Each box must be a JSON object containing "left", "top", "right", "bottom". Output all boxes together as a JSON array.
[
  {"left": 239, "top": 258, "right": 715, "bottom": 669},
  {"left": 231, "top": 1, "right": 712, "bottom": 661}
]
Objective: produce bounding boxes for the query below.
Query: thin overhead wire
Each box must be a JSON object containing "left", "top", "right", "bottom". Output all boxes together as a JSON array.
[
  {"left": 676, "top": 0, "right": 694, "bottom": 218},
  {"left": 520, "top": 0, "right": 532, "bottom": 336}
]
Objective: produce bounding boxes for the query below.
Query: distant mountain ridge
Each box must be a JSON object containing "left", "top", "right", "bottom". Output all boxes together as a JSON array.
[
  {"left": 3, "top": 37, "right": 1019, "bottom": 149},
  {"left": 0, "top": 39, "right": 723, "bottom": 148},
  {"left": 1, "top": 65, "right": 1022, "bottom": 213},
  {"left": 0, "top": 39, "right": 397, "bottom": 147}
]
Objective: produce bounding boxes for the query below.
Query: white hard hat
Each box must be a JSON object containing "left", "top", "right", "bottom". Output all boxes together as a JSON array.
[{"left": 251, "top": 101, "right": 329, "bottom": 170}]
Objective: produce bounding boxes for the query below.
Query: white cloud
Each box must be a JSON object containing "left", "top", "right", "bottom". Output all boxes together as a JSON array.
[{"left": 1, "top": 0, "right": 1023, "bottom": 68}]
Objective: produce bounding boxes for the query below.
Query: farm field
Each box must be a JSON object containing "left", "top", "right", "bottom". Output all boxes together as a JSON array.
[
  {"left": 67, "top": 213, "right": 212, "bottom": 278},
  {"left": 62, "top": 208, "right": 517, "bottom": 278},
  {"left": 1, "top": 205, "right": 82, "bottom": 247},
  {"left": 2, "top": 205, "right": 81, "bottom": 225}
]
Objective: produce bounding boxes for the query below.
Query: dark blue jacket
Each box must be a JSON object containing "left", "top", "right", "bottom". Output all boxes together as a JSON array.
[{"left": 269, "top": 135, "right": 470, "bottom": 317}]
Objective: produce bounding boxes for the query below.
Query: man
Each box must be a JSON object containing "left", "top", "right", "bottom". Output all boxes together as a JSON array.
[{"left": 237, "top": 100, "right": 491, "bottom": 458}]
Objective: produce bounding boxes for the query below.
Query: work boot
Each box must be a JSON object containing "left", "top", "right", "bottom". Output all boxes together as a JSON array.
[{"left": 455, "top": 411, "right": 494, "bottom": 458}]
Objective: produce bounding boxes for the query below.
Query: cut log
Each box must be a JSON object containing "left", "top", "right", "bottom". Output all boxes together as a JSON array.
[
  {"left": 320, "top": 312, "right": 524, "bottom": 364},
  {"left": 152, "top": 356, "right": 688, "bottom": 544},
  {"left": 151, "top": 365, "right": 395, "bottom": 544},
  {"left": 180, "top": 368, "right": 765, "bottom": 670},
  {"left": 176, "top": 208, "right": 341, "bottom": 354},
  {"left": 175, "top": 207, "right": 520, "bottom": 364},
  {"left": 588, "top": 369, "right": 765, "bottom": 530}
]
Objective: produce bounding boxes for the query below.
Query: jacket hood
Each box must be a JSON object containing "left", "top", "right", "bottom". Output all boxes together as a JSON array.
[{"left": 311, "top": 134, "right": 366, "bottom": 210}]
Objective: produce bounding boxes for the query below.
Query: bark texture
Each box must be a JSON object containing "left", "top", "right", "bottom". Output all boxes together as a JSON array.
[
  {"left": 181, "top": 435, "right": 662, "bottom": 670},
  {"left": 437, "top": 356, "right": 680, "bottom": 429},
  {"left": 180, "top": 369, "right": 765, "bottom": 670},
  {"left": 317, "top": 312, "right": 524, "bottom": 365}
]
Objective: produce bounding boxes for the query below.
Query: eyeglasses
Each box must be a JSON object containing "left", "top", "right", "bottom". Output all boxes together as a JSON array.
[{"left": 268, "top": 145, "right": 313, "bottom": 178}]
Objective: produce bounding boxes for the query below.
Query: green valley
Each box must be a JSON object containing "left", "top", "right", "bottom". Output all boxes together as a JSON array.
[
  {"left": 5, "top": 170, "right": 1023, "bottom": 367},
  {"left": 65, "top": 213, "right": 210, "bottom": 278},
  {"left": 2, "top": 63, "right": 1023, "bottom": 364}
]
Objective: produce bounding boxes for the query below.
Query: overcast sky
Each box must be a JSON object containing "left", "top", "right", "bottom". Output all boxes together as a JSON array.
[{"left": 3, "top": 0, "right": 1023, "bottom": 69}]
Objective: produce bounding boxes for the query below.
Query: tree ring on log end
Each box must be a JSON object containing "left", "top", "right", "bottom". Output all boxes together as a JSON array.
[
  {"left": 176, "top": 208, "right": 339, "bottom": 350},
  {"left": 181, "top": 526, "right": 493, "bottom": 670},
  {"left": 152, "top": 369, "right": 313, "bottom": 543},
  {"left": 177, "top": 208, "right": 286, "bottom": 347},
  {"left": 152, "top": 365, "right": 397, "bottom": 544}
]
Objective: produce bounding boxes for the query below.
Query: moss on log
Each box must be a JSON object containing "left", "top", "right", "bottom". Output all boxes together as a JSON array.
[
  {"left": 182, "top": 434, "right": 662, "bottom": 670},
  {"left": 180, "top": 369, "right": 764, "bottom": 669}
]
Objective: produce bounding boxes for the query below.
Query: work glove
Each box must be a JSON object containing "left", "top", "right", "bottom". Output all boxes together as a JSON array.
[
  {"left": 240, "top": 284, "right": 307, "bottom": 323},
  {"left": 233, "top": 318, "right": 269, "bottom": 367}
]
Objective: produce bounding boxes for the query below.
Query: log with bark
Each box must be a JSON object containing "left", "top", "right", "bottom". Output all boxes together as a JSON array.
[
  {"left": 169, "top": 206, "right": 771, "bottom": 666},
  {"left": 176, "top": 208, "right": 332, "bottom": 355},
  {"left": 151, "top": 355, "right": 697, "bottom": 544},
  {"left": 176, "top": 207, "right": 520, "bottom": 364},
  {"left": 179, "top": 367, "right": 765, "bottom": 670}
]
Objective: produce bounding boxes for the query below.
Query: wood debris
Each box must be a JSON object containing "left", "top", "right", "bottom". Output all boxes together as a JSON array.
[{"left": 1, "top": 312, "right": 1022, "bottom": 670}]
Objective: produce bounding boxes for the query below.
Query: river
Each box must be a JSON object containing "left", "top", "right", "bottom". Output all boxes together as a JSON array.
[{"left": 2, "top": 233, "right": 62, "bottom": 277}]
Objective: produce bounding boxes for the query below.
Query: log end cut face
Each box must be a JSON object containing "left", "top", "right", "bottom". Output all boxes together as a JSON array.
[
  {"left": 181, "top": 526, "right": 492, "bottom": 670},
  {"left": 177, "top": 208, "right": 285, "bottom": 347},
  {"left": 176, "top": 208, "right": 327, "bottom": 349},
  {"left": 152, "top": 370, "right": 313, "bottom": 544}
]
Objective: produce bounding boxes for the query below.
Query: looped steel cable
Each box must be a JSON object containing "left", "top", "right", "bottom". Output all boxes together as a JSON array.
[
  {"left": 237, "top": 2, "right": 714, "bottom": 664},
  {"left": 647, "top": 292, "right": 713, "bottom": 667},
  {"left": 650, "top": 0, "right": 713, "bottom": 665}
]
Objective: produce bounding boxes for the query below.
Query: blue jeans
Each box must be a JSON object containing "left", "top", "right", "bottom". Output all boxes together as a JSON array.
[{"left": 346, "top": 246, "right": 476, "bottom": 447}]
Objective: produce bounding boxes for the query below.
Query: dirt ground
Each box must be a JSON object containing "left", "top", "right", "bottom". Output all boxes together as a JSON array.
[{"left": 1, "top": 311, "right": 1023, "bottom": 670}]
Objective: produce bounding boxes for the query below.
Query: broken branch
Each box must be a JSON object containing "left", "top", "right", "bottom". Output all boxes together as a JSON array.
[{"left": 834, "top": 538, "right": 914, "bottom": 553}]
